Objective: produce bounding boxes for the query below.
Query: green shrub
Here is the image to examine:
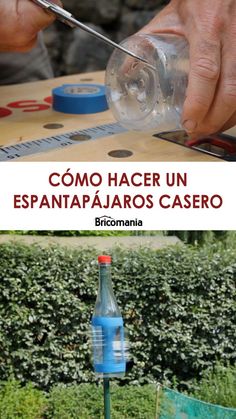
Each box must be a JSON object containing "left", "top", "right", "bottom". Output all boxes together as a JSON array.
[
  {"left": 190, "top": 363, "right": 236, "bottom": 408},
  {"left": 47, "top": 383, "right": 156, "bottom": 419},
  {"left": 0, "top": 230, "right": 132, "bottom": 237},
  {"left": 0, "top": 379, "right": 47, "bottom": 419},
  {"left": 166, "top": 231, "right": 230, "bottom": 245},
  {"left": 0, "top": 379, "right": 156, "bottom": 419},
  {"left": 0, "top": 377, "right": 235, "bottom": 419},
  {"left": 0, "top": 242, "right": 235, "bottom": 390}
]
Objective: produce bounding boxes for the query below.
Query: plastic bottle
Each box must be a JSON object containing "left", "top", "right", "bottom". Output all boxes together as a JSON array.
[
  {"left": 105, "top": 33, "right": 189, "bottom": 132},
  {"left": 91, "top": 255, "right": 127, "bottom": 378}
]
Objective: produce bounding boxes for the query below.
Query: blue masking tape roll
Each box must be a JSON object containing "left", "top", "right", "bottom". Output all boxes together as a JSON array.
[{"left": 52, "top": 84, "right": 108, "bottom": 114}]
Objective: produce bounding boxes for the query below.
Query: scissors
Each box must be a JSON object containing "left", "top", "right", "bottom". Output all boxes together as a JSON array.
[{"left": 31, "top": 0, "right": 155, "bottom": 69}]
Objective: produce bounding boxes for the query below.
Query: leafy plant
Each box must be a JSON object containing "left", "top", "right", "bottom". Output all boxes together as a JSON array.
[
  {"left": 47, "top": 383, "right": 156, "bottom": 419},
  {"left": 0, "top": 379, "right": 47, "bottom": 419},
  {"left": 190, "top": 363, "right": 236, "bottom": 408},
  {"left": 0, "top": 242, "right": 235, "bottom": 390},
  {"left": 0, "top": 377, "right": 235, "bottom": 419},
  {"left": 0, "top": 379, "right": 156, "bottom": 419},
  {"left": 0, "top": 230, "right": 134, "bottom": 237}
]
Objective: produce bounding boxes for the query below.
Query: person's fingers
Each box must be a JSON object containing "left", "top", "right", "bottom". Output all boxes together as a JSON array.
[
  {"left": 220, "top": 111, "right": 236, "bottom": 132},
  {"left": 19, "top": 0, "right": 57, "bottom": 33},
  {"left": 6, "top": 37, "right": 38, "bottom": 52},
  {"left": 195, "top": 35, "right": 236, "bottom": 135},
  {"left": 132, "top": 0, "right": 236, "bottom": 136},
  {"left": 138, "top": 2, "right": 184, "bottom": 37},
  {"left": 137, "top": 2, "right": 223, "bottom": 137},
  {"left": 181, "top": 35, "right": 221, "bottom": 134},
  {"left": 187, "top": 111, "right": 236, "bottom": 139},
  {"left": 0, "top": 0, "right": 62, "bottom": 51}
]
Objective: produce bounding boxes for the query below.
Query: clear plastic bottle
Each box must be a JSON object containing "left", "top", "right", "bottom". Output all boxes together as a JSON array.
[
  {"left": 91, "top": 255, "right": 127, "bottom": 378},
  {"left": 105, "top": 33, "right": 189, "bottom": 132}
]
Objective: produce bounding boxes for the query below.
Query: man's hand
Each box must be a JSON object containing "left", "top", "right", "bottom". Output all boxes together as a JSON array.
[
  {"left": 0, "top": 0, "right": 60, "bottom": 52},
  {"left": 139, "top": 0, "right": 236, "bottom": 136}
]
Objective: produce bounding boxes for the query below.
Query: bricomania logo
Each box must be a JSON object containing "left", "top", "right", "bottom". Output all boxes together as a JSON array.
[{"left": 95, "top": 215, "right": 143, "bottom": 227}]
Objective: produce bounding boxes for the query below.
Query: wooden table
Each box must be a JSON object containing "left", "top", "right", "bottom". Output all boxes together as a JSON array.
[{"left": 0, "top": 71, "right": 232, "bottom": 162}]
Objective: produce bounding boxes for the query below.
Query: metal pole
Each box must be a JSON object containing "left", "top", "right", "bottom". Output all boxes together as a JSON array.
[{"left": 103, "top": 377, "right": 111, "bottom": 419}]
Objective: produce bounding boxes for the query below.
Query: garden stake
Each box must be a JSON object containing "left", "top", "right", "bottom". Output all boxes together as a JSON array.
[
  {"left": 103, "top": 377, "right": 111, "bottom": 419},
  {"left": 91, "top": 255, "right": 129, "bottom": 419}
]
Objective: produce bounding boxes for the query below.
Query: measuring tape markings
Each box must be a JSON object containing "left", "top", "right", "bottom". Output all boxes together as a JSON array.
[
  {"left": 0, "top": 122, "right": 127, "bottom": 161},
  {"left": 0, "top": 83, "right": 124, "bottom": 160}
]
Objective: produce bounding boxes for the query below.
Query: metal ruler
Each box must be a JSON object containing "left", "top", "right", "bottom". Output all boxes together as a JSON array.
[{"left": 0, "top": 122, "right": 127, "bottom": 161}]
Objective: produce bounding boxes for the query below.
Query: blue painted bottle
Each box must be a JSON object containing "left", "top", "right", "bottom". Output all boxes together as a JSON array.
[{"left": 91, "top": 255, "right": 126, "bottom": 378}]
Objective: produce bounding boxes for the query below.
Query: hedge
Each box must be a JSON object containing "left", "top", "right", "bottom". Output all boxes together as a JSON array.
[
  {"left": 1, "top": 368, "right": 236, "bottom": 419},
  {"left": 0, "top": 230, "right": 131, "bottom": 237},
  {"left": 0, "top": 380, "right": 156, "bottom": 419},
  {"left": 0, "top": 379, "right": 47, "bottom": 419},
  {"left": 190, "top": 363, "right": 236, "bottom": 408},
  {"left": 0, "top": 242, "right": 235, "bottom": 390},
  {"left": 47, "top": 383, "right": 156, "bottom": 419}
]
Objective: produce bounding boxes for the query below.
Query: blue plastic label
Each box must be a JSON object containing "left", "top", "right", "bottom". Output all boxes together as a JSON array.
[{"left": 91, "top": 316, "right": 126, "bottom": 374}]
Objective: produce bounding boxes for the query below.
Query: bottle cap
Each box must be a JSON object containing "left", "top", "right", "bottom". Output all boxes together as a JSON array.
[{"left": 98, "top": 255, "right": 111, "bottom": 264}]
